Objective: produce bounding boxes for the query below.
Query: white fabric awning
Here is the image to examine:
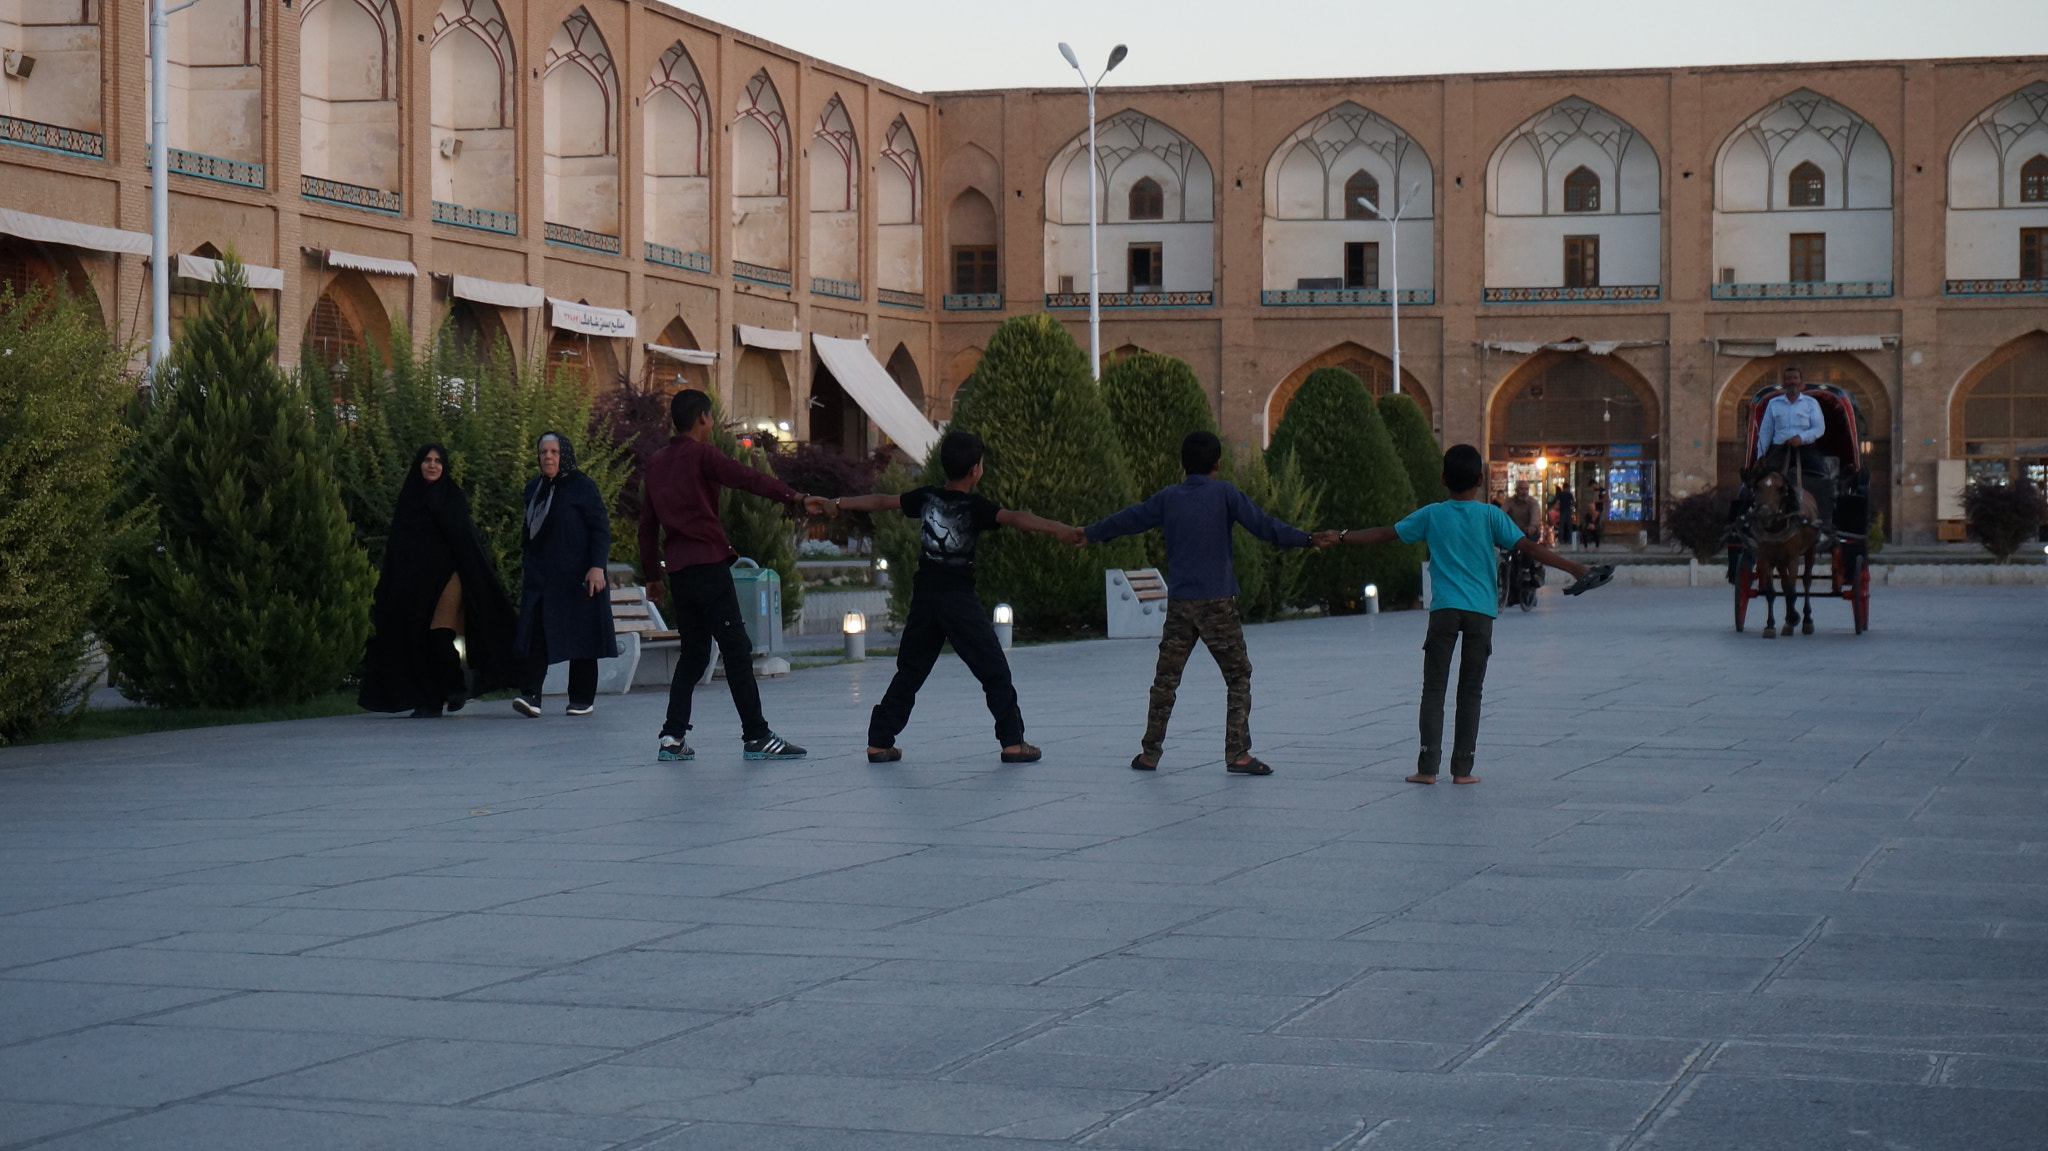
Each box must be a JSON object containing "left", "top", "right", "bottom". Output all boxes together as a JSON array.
[
  {"left": 325, "top": 249, "right": 417, "bottom": 277},
  {"left": 737, "top": 324, "right": 803, "bottom": 352},
  {"left": 176, "top": 253, "right": 284, "bottom": 291},
  {"left": 451, "top": 274, "right": 543, "bottom": 309},
  {"left": 1775, "top": 334, "right": 1892, "bottom": 354},
  {"left": 645, "top": 343, "right": 718, "bottom": 366},
  {"left": 0, "top": 206, "right": 150, "bottom": 256},
  {"left": 1480, "top": 339, "right": 1664, "bottom": 356},
  {"left": 812, "top": 334, "right": 940, "bottom": 462},
  {"left": 549, "top": 297, "right": 635, "bottom": 338}
]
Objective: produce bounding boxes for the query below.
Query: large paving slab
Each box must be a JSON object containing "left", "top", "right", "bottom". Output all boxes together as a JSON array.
[{"left": 2, "top": 585, "right": 2044, "bottom": 1150}]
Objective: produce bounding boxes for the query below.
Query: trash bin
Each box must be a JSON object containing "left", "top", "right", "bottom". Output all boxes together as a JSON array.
[{"left": 730, "top": 558, "right": 784, "bottom": 654}]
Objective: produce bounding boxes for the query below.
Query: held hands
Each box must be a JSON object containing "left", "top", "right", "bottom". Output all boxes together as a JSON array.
[
  {"left": 1061, "top": 525, "right": 1089, "bottom": 548},
  {"left": 802, "top": 495, "right": 835, "bottom": 517},
  {"left": 1311, "top": 530, "right": 1342, "bottom": 550}
]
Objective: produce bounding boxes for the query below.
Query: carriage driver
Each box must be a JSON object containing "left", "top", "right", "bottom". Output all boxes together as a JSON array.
[{"left": 1753, "top": 367, "right": 1835, "bottom": 528}]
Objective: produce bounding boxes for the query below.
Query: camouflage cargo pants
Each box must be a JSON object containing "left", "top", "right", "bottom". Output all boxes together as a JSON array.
[{"left": 1144, "top": 597, "right": 1253, "bottom": 762}]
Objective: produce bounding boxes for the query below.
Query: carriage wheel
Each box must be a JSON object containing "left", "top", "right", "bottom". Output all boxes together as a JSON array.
[
  {"left": 1733, "top": 550, "right": 1754, "bottom": 632},
  {"left": 1852, "top": 561, "right": 1871, "bottom": 634}
]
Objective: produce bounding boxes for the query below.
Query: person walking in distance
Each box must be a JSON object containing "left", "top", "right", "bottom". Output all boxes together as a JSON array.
[
  {"left": 833, "top": 432, "right": 1079, "bottom": 764},
  {"left": 638, "top": 390, "right": 831, "bottom": 762},
  {"left": 512, "top": 433, "right": 615, "bottom": 717},
  {"left": 1547, "top": 483, "right": 1577, "bottom": 549}
]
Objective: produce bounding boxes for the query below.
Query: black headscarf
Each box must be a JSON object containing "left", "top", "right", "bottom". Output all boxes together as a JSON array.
[
  {"left": 398, "top": 442, "right": 455, "bottom": 513},
  {"left": 526, "top": 431, "right": 580, "bottom": 542}
]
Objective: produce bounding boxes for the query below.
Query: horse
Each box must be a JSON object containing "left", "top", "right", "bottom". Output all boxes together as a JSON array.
[{"left": 1745, "top": 470, "right": 1820, "bottom": 638}]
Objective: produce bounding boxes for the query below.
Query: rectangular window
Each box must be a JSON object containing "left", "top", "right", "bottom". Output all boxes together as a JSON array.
[
  {"left": 1128, "top": 243, "right": 1163, "bottom": 292},
  {"left": 952, "top": 246, "right": 997, "bottom": 295},
  {"left": 1563, "top": 235, "right": 1599, "bottom": 288},
  {"left": 1343, "top": 241, "right": 1380, "bottom": 290},
  {"left": 1057, "top": 274, "right": 1074, "bottom": 294},
  {"left": 1790, "top": 233, "right": 1826, "bottom": 282},
  {"left": 2023, "top": 228, "right": 2047, "bottom": 281}
]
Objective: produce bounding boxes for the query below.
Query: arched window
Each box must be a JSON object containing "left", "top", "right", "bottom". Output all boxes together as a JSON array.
[
  {"left": 300, "top": 0, "right": 401, "bottom": 201},
  {"left": 542, "top": 8, "right": 620, "bottom": 243},
  {"left": 308, "top": 291, "right": 364, "bottom": 372},
  {"left": 2023, "top": 155, "right": 2048, "bottom": 203},
  {"left": 1343, "top": 171, "right": 1380, "bottom": 219},
  {"left": 1563, "top": 166, "right": 1600, "bottom": 213},
  {"left": 430, "top": 0, "right": 517, "bottom": 222},
  {"left": 1128, "top": 177, "right": 1164, "bottom": 221},
  {"left": 1788, "top": 160, "right": 1826, "bottom": 207}
]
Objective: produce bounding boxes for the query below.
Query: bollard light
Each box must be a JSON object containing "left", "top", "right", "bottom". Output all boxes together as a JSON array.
[
  {"left": 875, "top": 556, "right": 889, "bottom": 570},
  {"left": 842, "top": 611, "right": 866, "bottom": 661},
  {"left": 1364, "top": 583, "right": 1381, "bottom": 616},
  {"left": 992, "top": 603, "right": 1014, "bottom": 650}
]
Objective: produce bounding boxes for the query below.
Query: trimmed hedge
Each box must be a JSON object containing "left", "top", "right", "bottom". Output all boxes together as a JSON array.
[
  {"left": 1379, "top": 392, "right": 1447, "bottom": 507},
  {"left": 1101, "top": 350, "right": 1217, "bottom": 574},
  {"left": 1269, "top": 367, "right": 1420, "bottom": 610}
]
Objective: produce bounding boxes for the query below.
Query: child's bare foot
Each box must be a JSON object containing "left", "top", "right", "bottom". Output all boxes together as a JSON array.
[
  {"left": 1452, "top": 774, "right": 1481, "bottom": 785},
  {"left": 1405, "top": 773, "right": 1437, "bottom": 784}
]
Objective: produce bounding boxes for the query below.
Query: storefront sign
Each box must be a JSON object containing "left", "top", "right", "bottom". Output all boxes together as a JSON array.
[{"left": 548, "top": 298, "right": 635, "bottom": 338}]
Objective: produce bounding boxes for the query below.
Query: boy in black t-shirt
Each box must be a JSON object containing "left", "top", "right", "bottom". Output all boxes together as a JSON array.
[{"left": 833, "top": 432, "right": 1078, "bottom": 764}]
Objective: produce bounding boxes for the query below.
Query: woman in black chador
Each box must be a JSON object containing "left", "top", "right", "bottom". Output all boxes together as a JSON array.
[
  {"left": 359, "top": 443, "right": 517, "bottom": 717},
  {"left": 511, "top": 431, "right": 615, "bottom": 717}
]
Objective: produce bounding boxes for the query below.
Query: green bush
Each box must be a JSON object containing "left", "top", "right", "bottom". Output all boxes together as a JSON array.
[
  {"left": 1666, "top": 490, "right": 1728, "bottom": 562},
  {"left": 1100, "top": 351, "right": 1215, "bottom": 571},
  {"left": 1963, "top": 477, "right": 2046, "bottom": 562},
  {"left": 941, "top": 313, "right": 1143, "bottom": 633},
  {"left": 0, "top": 285, "right": 137, "bottom": 744},
  {"left": 1227, "top": 443, "right": 1321, "bottom": 621},
  {"left": 104, "top": 256, "right": 374, "bottom": 707},
  {"left": 708, "top": 402, "right": 802, "bottom": 628},
  {"left": 1269, "top": 367, "right": 1419, "bottom": 610},
  {"left": 1379, "top": 393, "right": 1447, "bottom": 507}
]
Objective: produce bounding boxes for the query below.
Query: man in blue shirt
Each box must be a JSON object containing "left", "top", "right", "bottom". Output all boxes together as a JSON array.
[
  {"left": 1080, "top": 432, "right": 1323, "bottom": 776},
  {"left": 1330, "top": 444, "right": 1612, "bottom": 784},
  {"left": 1752, "top": 366, "right": 1834, "bottom": 525}
]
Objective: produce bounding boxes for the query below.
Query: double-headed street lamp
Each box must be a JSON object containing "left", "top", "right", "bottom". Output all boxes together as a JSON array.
[
  {"left": 1058, "top": 41, "right": 1127, "bottom": 381},
  {"left": 1355, "top": 181, "right": 1422, "bottom": 397}
]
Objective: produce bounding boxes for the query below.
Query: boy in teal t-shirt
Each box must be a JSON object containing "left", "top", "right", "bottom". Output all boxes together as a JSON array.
[{"left": 1323, "top": 444, "right": 1612, "bottom": 783}]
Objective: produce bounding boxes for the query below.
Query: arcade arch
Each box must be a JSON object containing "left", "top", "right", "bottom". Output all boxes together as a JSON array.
[
  {"left": 1946, "top": 83, "right": 2048, "bottom": 288},
  {"left": 1949, "top": 330, "right": 2048, "bottom": 489},
  {"left": 941, "top": 142, "right": 1001, "bottom": 299},
  {"left": 1487, "top": 351, "right": 1659, "bottom": 529},
  {"left": 1266, "top": 342, "right": 1428, "bottom": 443},
  {"left": 544, "top": 324, "right": 619, "bottom": 391},
  {"left": 542, "top": 9, "right": 620, "bottom": 242},
  {"left": 1263, "top": 102, "right": 1434, "bottom": 299},
  {"left": 878, "top": 116, "right": 924, "bottom": 295},
  {"left": 732, "top": 347, "right": 792, "bottom": 433},
  {"left": 299, "top": 0, "right": 400, "bottom": 198},
  {"left": 1714, "top": 351, "right": 1892, "bottom": 527},
  {"left": 430, "top": 0, "right": 517, "bottom": 220},
  {"left": 1043, "top": 109, "right": 1214, "bottom": 299},
  {"left": 809, "top": 95, "right": 860, "bottom": 287},
  {"left": 304, "top": 270, "right": 390, "bottom": 374},
  {"left": 0, "top": 236, "right": 97, "bottom": 315},
  {"left": 1713, "top": 90, "right": 1892, "bottom": 291},
  {"left": 643, "top": 43, "right": 710, "bottom": 261},
  {"left": 1485, "top": 97, "right": 1660, "bottom": 298},
  {"left": 732, "top": 71, "right": 792, "bottom": 272},
  {"left": 647, "top": 317, "right": 710, "bottom": 391},
  {"left": 941, "top": 345, "right": 983, "bottom": 414},
  {"left": 885, "top": 343, "right": 924, "bottom": 410}
]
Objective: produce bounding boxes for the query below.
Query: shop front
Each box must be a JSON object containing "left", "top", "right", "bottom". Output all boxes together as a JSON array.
[{"left": 1488, "top": 350, "right": 1659, "bottom": 542}]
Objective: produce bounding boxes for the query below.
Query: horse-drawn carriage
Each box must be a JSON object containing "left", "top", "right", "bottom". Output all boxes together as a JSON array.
[{"left": 1726, "top": 382, "right": 1873, "bottom": 635}]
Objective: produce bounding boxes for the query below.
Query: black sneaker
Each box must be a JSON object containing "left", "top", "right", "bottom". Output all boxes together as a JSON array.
[
  {"left": 743, "top": 733, "right": 807, "bottom": 761},
  {"left": 1564, "top": 565, "right": 1615, "bottom": 596},
  {"left": 566, "top": 702, "right": 595, "bottom": 717},
  {"left": 658, "top": 736, "right": 694, "bottom": 762},
  {"left": 512, "top": 696, "right": 542, "bottom": 718}
]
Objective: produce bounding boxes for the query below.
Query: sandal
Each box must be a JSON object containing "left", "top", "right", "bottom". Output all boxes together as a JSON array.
[
  {"left": 1564, "top": 565, "right": 1615, "bottom": 596},
  {"left": 867, "top": 747, "right": 902, "bottom": 763},
  {"left": 1001, "top": 743, "right": 1042, "bottom": 764},
  {"left": 1130, "top": 753, "right": 1158, "bottom": 771},
  {"left": 1227, "top": 756, "right": 1274, "bottom": 776}
]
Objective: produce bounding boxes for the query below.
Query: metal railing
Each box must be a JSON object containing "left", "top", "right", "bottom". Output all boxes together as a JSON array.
[
  {"left": 1710, "top": 281, "right": 1890, "bottom": 300},
  {"left": 943, "top": 293, "right": 1002, "bottom": 310},
  {"left": 878, "top": 288, "right": 925, "bottom": 309},
  {"left": 811, "top": 276, "right": 861, "bottom": 300},
  {"left": 1484, "top": 285, "right": 1661, "bottom": 303},
  {"left": 301, "top": 175, "right": 401, "bottom": 215},
  {"left": 432, "top": 200, "right": 518, "bottom": 235},
  {"left": 544, "top": 221, "right": 621, "bottom": 254},
  {"left": 0, "top": 113, "right": 104, "bottom": 159},
  {"left": 1261, "top": 287, "right": 1434, "bottom": 306},
  {"left": 1044, "top": 290, "right": 1213, "bottom": 308},
  {"left": 644, "top": 242, "right": 712, "bottom": 273},
  {"left": 734, "top": 261, "right": 793, "bottom": 287},
  {"left": 169, "top": 147, "right": 264, "bottom": 188},
  {"left": 1944, "top": 278, "right": 2048, "bottom": 296}
]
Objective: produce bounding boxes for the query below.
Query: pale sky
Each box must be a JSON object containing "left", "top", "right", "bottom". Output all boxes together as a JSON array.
[{"left": 675, "top": 0, "right": 2047, "bottom": 93}]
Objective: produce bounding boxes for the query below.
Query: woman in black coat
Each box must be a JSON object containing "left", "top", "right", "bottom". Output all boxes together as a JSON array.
[
  {"left": 513, "top": 431, "right": 616, "bottom": 717},
  {"left": 359, "top": 443, "right": 519, "bottom": 716}
]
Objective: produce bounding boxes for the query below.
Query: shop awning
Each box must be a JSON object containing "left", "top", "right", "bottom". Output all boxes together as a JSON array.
[
  {"left": 548, "top": 297, "right": 635, "bottom": 338},
  {"left": 736, "top": 324, "right": 803, "bottom": 352},
  {"left": 646, "top": 343, "right": 718, "bottom": 365},
  {"left": 1480, "top": 339, "right": 1665, "bottom": 356},
  {"left": 450, "top": 274, "right": 544, "bottom": 309},
  {"left": 812, "top": 334, "right": 940, "bottom": 461},
  {"left": 176, "top": 253, "right": 284, "bottom": 291},
  {"left": 1711, "top": 334, "right": 1898, "bottom": 357},
  {"left": 324, "top": 249, "right": 417, "bottom": 277},
  {"left": 0, "top": 206, "right": 150, "bottom": 256}
]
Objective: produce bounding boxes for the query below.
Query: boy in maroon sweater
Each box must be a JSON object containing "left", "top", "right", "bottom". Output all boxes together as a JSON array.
[{"left": 639, "top": 390, "right": 830, "bottom": 763}]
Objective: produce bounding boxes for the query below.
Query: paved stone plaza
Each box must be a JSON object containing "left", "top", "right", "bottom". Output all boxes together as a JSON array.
[{"left": 2, "top": 586, "right": 2044, "bottom": 1150}]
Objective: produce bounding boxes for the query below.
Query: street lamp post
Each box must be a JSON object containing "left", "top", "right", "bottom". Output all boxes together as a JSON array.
[
  {"left": 1356, "top": 181, "right": 1422, "bottom": 396},
  {"left": 1058, "top": 42, "right": 1127, "bottom": 381}
]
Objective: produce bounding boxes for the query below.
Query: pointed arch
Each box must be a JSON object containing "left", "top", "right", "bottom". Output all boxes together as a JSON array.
[
  {"left": 430, "top": 0, "right": 517, "bottom": 218},
  {"left": 732, "top": 70, "right": 792, "bottom": 272},
  {"left": 1044, "top": 109, "right": 1214, "bottom": 225},
  {"left": 1487, "top": 96, "right": 1659, "bottom": 217},
  {"left": 1714, "top": 89, "right": 1890, "bottom": 212},
  {"left": 541, "top": 8, "right": 620, "bottom": 242},
  {"left": 305, "top": 270, "right": 390, "bottom": 373},
  {"left": 809, "top": 95, "right": 860, "bottom": 287},
  {"left": 879, "top": 116, "right": 925, "bottom": 294},
  {"left": 884, "top": 343, "right": 924, "bottom": 410},
  {"left": 1266, "top": 342, "right": 1428, "bottom": 443},
  {"left": 648, "top": 317, "right": 710, "bottom": 390},
  {"left": 1485, "top": 96, "right": 1660, "bottom": 296},
  {"left": 1945, "top": 83, "right": 2048, "bottom": 292},
  {"left": 1263, "top": 103, "right": 1435, "bottom": 298},
  {"left": 1042, "top": 109, "right": 1215, "bottom": 300},
  {"left": 644, "top": 42, "right": 710, "bottom": 260},
  {"left": 1949, "top": 330, "right": 2048, "bottom": 480},
  {"left": 1712, "top": 89, "right": 1892, "bottom": 290},
  {"left": 300, "top": 0, "right": 402, "bottom": 199},
  {"left": 157, "top": 0, "right": 264, "bottom": 168}
]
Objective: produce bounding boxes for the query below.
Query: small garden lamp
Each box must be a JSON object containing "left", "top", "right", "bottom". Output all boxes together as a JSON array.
[
  {"left": 842, "top": 611, "right": 866, "bottom": 661},
  {"left": 1364, "top": 583, "right": 1380, "bottom": 615},
  {"left": 992, "top": 603, "right": 1014, "bottom": 650}
]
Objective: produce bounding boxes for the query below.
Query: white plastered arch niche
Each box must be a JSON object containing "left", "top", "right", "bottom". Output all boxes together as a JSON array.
[
  {"left": 643, "top": 42, "right": 710, "bottom": 263},
  {"left": 2, "top": 0, "right": 103, "bottom": 139},
  {"left": 1712, "top": 89, "right": 1893, "bottom": 289},
  {"left": 1484, "top": 97, "right": 1661, "bottom": 295},
  {"left": 300, "top": 0, "right": 401, "bottom": 197},
  {"left": 1042, "top": 109, "right": 1215, "bottom": 297},
  {"left": 430, "top": 0, "right": 516, "bottom": 218},
  {"left": 1262, "top": 102, "right": 1434, "bottom": 298},
  {"left": 877, "top": 116, "right": 924, "bottom": 295},
  {"left": 1946, "top": 82, "right": 2048, "bottom": 288},
  {"left": 809, "top": 95, "right": 860, "bottom": 286},
  {"left": 731, "top": 70, "right": 792, "bottom": 272},
  {"left": 542, "top": 8, "right": 620, "bottom": 240},
  {"left": 148, "top": 0, "right": 263, "bottom": 168}
]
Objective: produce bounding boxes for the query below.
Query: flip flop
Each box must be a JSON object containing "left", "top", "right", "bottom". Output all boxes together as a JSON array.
[{"left": 1564, "top": 565, "right": 1615, "bottom": 596}]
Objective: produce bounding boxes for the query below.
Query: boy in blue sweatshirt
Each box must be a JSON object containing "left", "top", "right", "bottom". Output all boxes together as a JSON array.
[
  {"left": 1079, "top": 432, "right": 1325, "bottom": 776},
  {"left": 1329, "top": 444, "right": 1612, "bottom": 784}
]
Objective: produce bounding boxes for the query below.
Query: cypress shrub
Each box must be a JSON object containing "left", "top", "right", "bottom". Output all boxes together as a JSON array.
[
  {"left": 708, "top": 405, "right": 802, "bottom": 627},
  {"left": 1227, "top": 443, "right": 1321, "bottom": 622},
  {"left": 940, "top": 313, "right": 1142, "bottom": 633},
  {"left": 1268, "top": 367, "right": 1419, "bottom": 611},
  {"left": 1379, "top": 392, "right": 1448, "bottom": 507},
  {"left": 0, "top": 285, "right": 137, "bottom": 743},
  {"left": 1100, "top": 350, "right": 1216, "bottom": 570},
  {"left": 1963, "top": 478, "right": 2046, "bottom": 562},
  {"left": 104, "top": 256, "right": 375, "bottom": 707}
]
